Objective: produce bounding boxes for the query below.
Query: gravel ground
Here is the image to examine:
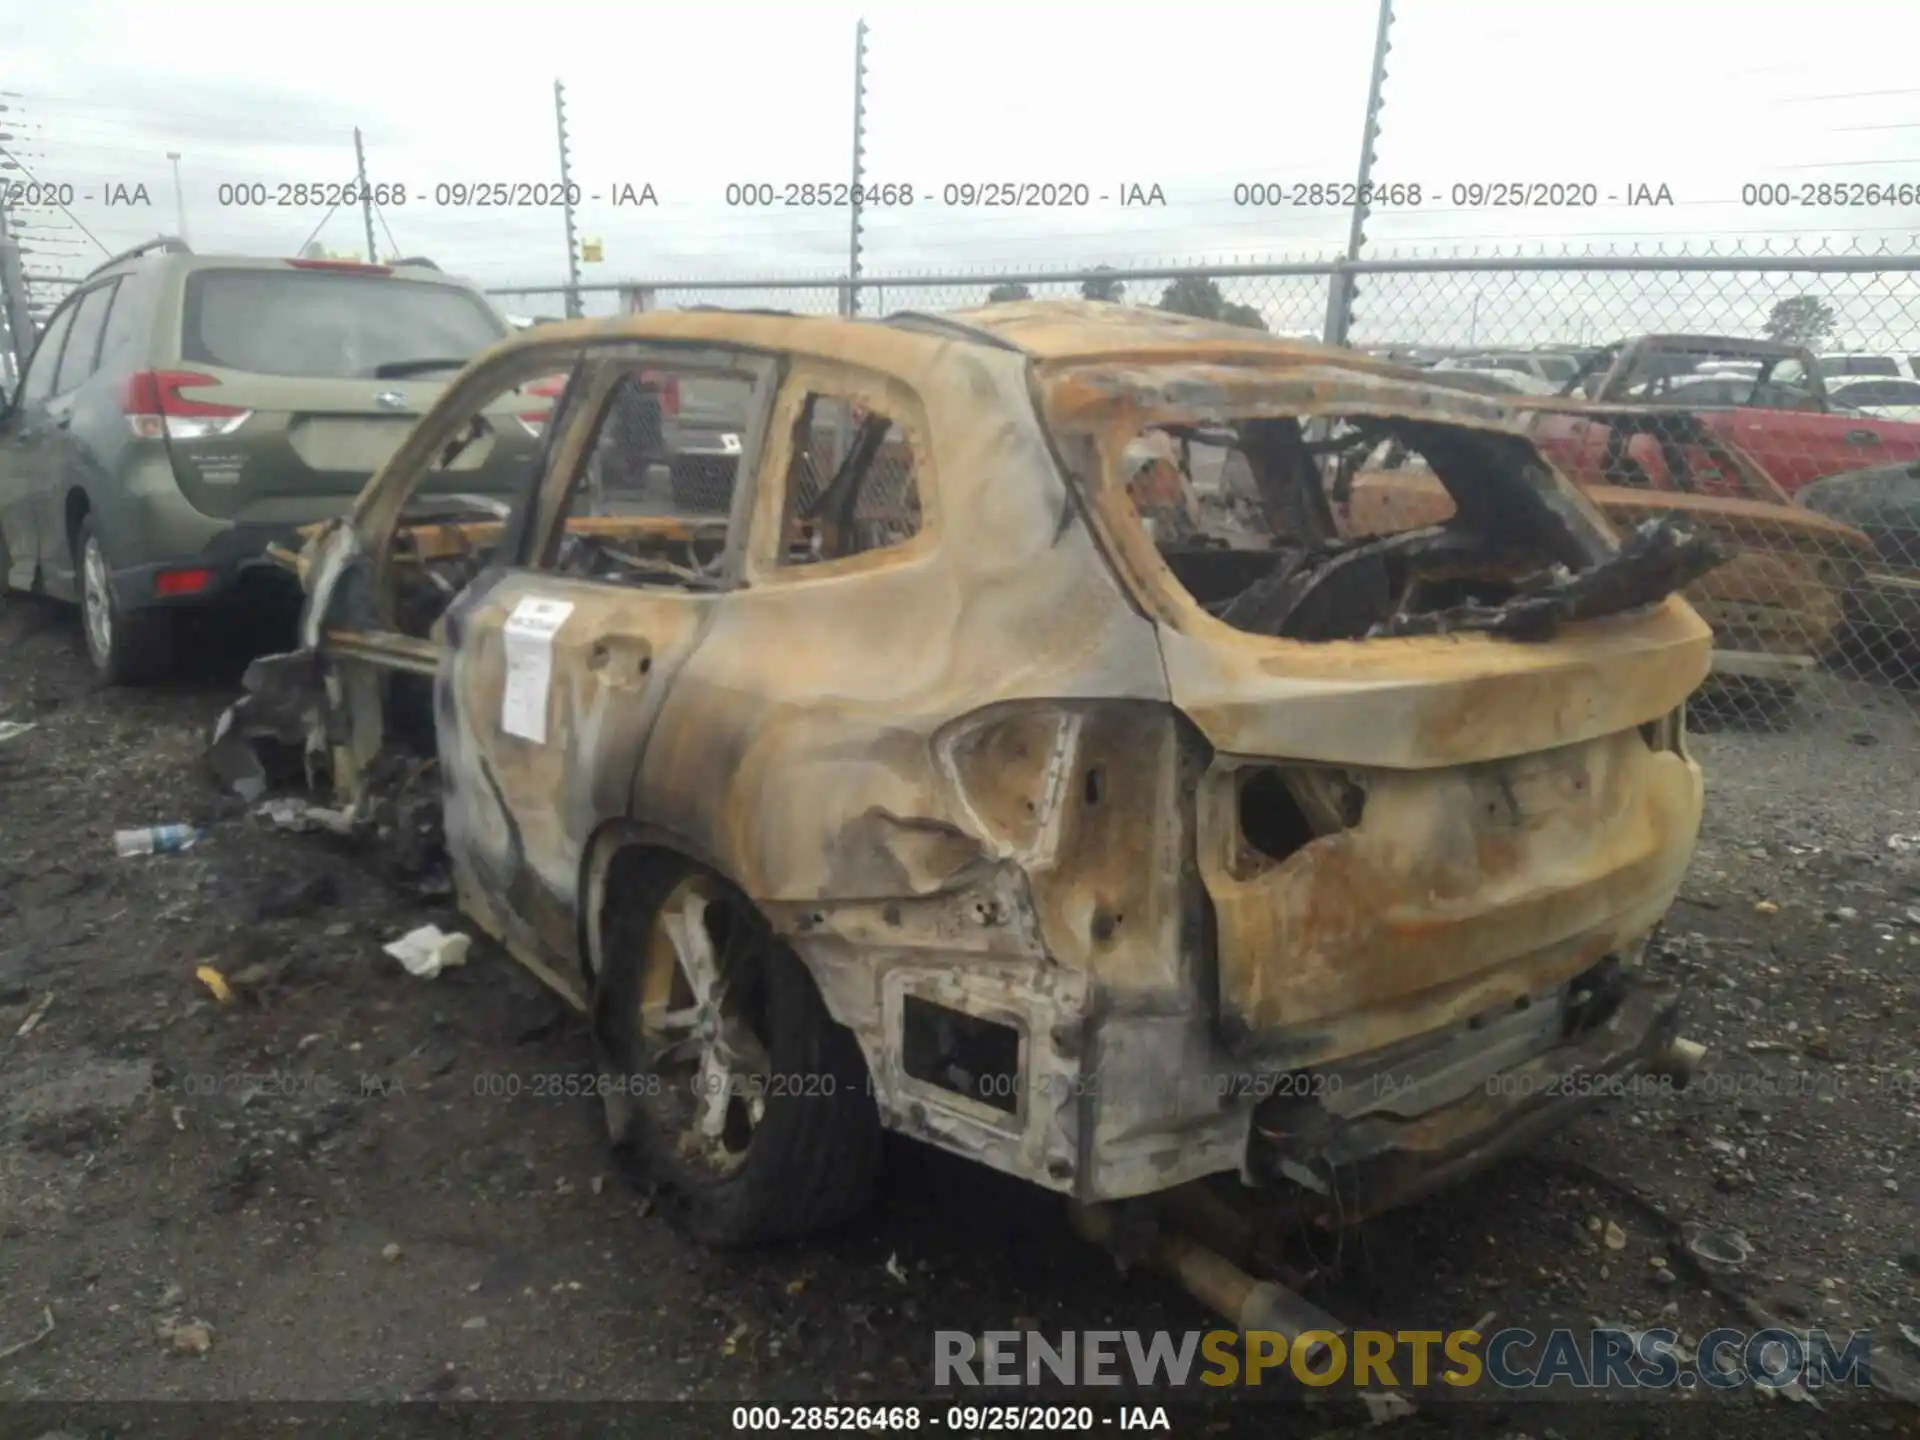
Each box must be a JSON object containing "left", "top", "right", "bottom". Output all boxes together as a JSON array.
[{"left": 2, "top": 591, "right": 1919, "bottom": 1439}]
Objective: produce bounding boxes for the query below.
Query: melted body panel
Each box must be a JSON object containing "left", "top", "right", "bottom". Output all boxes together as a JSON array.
[{"left": 1200, "top": 730, "right": 1701, "bottom": 1064}]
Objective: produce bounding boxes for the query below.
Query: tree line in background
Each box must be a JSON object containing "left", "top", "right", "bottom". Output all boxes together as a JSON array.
[{"left": 984, "top": 266, "right": 1269, "bottom": 330}]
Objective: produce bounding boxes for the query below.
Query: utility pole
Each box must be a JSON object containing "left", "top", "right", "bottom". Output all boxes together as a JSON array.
[
  {"left": 845, "top": 19, "right": 869, "bottom": 318},
  {"left": 353, "top": 128, "right": 377, "bottom": 262},
  {"left": 1323, "top": 0, "right": 1395, "bottom": 349},
  {"left": 553, "top": 81, "right": 583, "bottom": 319},
  {"left": 166, "top": 151, "right": 189, "bottom": 243},
  {"left": 0, "top": 201, "right": 33, "bottom": 383}
]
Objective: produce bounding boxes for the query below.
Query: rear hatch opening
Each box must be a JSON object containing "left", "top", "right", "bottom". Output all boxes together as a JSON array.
[
  {"left": 1120, "top": 410, "right": 1725, "bottom": 644},
  {"left": 1037, "top": 367, "right": 1714, "bottom": 1062}
]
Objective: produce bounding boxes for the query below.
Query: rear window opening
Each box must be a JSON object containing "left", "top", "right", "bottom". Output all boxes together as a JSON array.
[
  {"left": 1122, "top": 414, "right": 1722, "bottom": 644},
  {"left": 181, "top": 269, "right": 507, "bottom": 380}
]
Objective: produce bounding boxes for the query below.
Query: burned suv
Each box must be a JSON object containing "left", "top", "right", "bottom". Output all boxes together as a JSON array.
[{"left": 221, "top": 301, "right": 1713, "bottom": 1256}]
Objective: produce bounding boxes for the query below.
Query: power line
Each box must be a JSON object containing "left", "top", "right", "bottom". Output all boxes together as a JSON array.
[
  {"left": 1774, "top": 157, "right": 1920, "bottom": 170},
  {"left": 1779, "top": 86, "right": 1920, "bottom": 103},
  {"left": 295, "top": 200, "right": 345, "bottom": 256},
  {"left": 374, "top": 199, "right": 401, "bottom": 260},
  {"left": 0, "top": 142, "right": 108, "bottom": 256}
]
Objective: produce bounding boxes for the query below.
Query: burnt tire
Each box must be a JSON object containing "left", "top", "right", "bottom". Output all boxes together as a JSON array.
[
  {"left": 75, "top": 516, "right": 176, "bottom": 685},
  {"left": 593, "top": 857, "right": 881, "bottom": 1246}
]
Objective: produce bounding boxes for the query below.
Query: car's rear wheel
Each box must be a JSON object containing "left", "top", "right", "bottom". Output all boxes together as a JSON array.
[
  {"left": 76, "top": 517, "right": 175, "bottom": 684},
  {"left": 594, "top": 859, "right": 881, "bottom": 1245}
]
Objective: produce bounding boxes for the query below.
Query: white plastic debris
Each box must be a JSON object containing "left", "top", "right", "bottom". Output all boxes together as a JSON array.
[
  {"left": 256, "top": 797, "right": 357, "bottom": 836},
  {"left": 258, "top": 798, "right": 307, "bottom": 828},
  {"left": 0, "top": 721, "right": 36, "bottom": 743},
  {"left": 382, "top": 925, "right": 472, "bottom": 979},
  {"left": 1361, "top": 1389, "right": 1417, "bottom": 1424},
  {"left": 115, "top": 824, "right": 202, "bottom": 857}
]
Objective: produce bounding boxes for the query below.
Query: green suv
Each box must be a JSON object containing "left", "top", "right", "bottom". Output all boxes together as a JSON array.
[{"left": 0, "top": 239, "right": 548, "bottom": 681}]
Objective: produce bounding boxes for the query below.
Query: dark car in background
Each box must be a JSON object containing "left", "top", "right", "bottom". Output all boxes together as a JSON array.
[
  {"left": 1799, "top": 458, "right": 1920, "bottom": 653},
  {"left": 0, "top": 238, "right": 551, "bottom": 681}
]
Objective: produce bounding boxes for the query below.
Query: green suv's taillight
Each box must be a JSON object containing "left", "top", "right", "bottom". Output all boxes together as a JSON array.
[{"left": 121, "top": 369, "right": 252, "bottom": 441}]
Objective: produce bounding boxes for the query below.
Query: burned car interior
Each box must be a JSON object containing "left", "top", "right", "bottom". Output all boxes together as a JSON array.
[{"left": 1122, "top": 411, "right": 1722, "bottom": 643}]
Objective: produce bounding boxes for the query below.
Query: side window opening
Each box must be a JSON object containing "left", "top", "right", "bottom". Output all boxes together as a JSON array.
[
  {"left": 18, "top": 305, "right": 75, "bottom": 407},
  {"left": 548, "top": 363, "right": 755, "bottom": 590},
  {"left": 54, "top": 282, "right": 117, "bottom": 395},
  {"left": 95, "top": 269, "right": 152, "bottom": 374},
  {"left": 777, "top": 392, "right": 923, "bottom": 567}
]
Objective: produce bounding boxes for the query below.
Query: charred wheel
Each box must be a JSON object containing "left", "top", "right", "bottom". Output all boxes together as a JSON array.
[{"left": 594, "top": 858, "right": 881, "bottom": 1245}]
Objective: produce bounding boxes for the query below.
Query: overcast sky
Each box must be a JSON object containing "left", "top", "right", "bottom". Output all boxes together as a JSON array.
[{"left": 3, "top": 0, "right": 1918, "bottom": 344}]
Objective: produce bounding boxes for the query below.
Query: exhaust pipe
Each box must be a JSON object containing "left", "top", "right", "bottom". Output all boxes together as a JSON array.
[{"left": 1072, "top": 1202, "right": 1345, "bottom": 1367}]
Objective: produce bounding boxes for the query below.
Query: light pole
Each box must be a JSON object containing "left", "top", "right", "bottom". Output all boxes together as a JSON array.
[{"left": 166, "top": 152, "right": 188, "bottom": 243}]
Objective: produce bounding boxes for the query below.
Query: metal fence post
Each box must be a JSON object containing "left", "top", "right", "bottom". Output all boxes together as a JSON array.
[
  {"left": 554, "top": 80, "right": 584, "bottom": 320},
  {"left": 0, "top": 202, "right": 32, "bottom": 385},
  {"left": 1323, "top": 0, "right": 1395, "bottom": 349},
  {"left": 353, "top": 128, "right": 378, "bottom": 264},
  {"left": 845, "top": 19, "right": 870, "bottom": 319}
]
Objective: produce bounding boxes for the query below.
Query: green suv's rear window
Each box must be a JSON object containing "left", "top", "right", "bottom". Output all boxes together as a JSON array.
[{"left": 181, "top": 268, "right": 507, "bottom": 380}]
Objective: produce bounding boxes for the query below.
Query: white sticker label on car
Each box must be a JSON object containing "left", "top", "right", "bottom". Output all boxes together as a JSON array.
[
  {"left": 500, "top": 596, "right": 576, "bottom": 744},
  {"left": 720, "top": 433, "right": 742, "bottom": 454}
]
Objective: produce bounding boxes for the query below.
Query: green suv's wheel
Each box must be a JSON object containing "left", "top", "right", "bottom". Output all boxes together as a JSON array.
[
  {"left": 594, "top": 860, "right": 881, "bottom": 1246},
  {"left": 76, "top": 517, "right": 175, "bottom": 684}
]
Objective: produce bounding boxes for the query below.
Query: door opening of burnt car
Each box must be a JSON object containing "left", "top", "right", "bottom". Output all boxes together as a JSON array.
[{"left": 1121, "top": 413, "right": 1720, "bottom": 643}]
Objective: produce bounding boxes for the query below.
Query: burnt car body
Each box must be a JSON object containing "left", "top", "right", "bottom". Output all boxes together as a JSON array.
[
  {"left": 220, "top": 301, "right": 1714, "bottom": 1245},
  {"left": 1535, "top": 334, "right": 1920, "bottom": 495},
  {"left": 1799, "top": 458, "right": 1920, "bottom": 648},
  {"left": 1367, "top": 375, "right": 1874, "bottom": 698}
]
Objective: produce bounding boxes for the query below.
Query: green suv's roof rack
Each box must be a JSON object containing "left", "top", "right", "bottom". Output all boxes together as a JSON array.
[{"left": 81, "top": 235, "right": 192, "bottom": 284}]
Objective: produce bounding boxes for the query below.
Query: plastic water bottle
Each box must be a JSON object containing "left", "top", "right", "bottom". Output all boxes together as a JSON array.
[{"left": 114, "top": 824, "right": 203, "bottom": 858}]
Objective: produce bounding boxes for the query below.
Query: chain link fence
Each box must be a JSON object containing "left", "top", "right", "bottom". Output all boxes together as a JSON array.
[{"left": 492, "top": 250, "right": 1920, "bottom": 757}]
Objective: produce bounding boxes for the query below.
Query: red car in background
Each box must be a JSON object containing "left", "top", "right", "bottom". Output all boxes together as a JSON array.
[{"left": 1531, "top": 335, "right": 1920, "bottom": 495}]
